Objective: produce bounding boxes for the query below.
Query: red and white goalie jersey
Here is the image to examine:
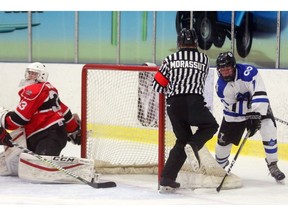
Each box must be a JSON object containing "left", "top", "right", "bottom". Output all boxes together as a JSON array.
[{"left": 3, "top": 82, "right": 78, "bottom": 139}]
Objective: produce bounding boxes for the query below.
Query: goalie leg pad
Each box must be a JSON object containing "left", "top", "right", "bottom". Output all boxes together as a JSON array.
[
  {"left": 178, "top": 145, "right": 242, "bottom": 189},
  {"left": 18, "top": 153, "right": 95, "bottom": 184},
  {"left": 184, "top": 144, "right": 200, "bottom": 172},
  {"left": 0, "top": 152, "right": 11, "bottom": 175},
  {"left": 1, "top": 128, "right": 27, "bottom": 176}
]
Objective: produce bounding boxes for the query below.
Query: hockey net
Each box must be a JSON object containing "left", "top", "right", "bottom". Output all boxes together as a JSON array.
[{"left": 81, "top": 64, "right": 242, "bottom": 189}]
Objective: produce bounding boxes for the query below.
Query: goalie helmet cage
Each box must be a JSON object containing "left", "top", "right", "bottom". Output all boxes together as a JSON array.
[{"left": 81, "top": 64, "right": 242, "bottom": 190}]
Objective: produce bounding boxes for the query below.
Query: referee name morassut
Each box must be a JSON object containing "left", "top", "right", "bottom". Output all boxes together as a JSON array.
[{"left": 170, "top": 60, "right": 206, "bottom": 70}]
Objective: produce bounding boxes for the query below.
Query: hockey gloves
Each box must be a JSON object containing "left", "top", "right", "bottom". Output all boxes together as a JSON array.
[
  {"left": 246, "top": 112, "right": 261, "bottom": 137},
  {"left": 0, "top": 127, "right": 13, "bottom": 147}
]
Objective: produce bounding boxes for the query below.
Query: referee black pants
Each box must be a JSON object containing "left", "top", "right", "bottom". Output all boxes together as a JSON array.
[{"left": 161, "top": 94, "right": 219, "bottom": 181}]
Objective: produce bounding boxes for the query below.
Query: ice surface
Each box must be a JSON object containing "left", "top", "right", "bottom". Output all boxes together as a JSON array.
[{"left": 1, "top": 146, "right": 287, "bottom": 215}]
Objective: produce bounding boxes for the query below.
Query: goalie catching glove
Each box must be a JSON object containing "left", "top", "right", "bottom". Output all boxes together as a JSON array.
[
  {"left": 0, "top": 127, "right": 13, "bottom": 147},
  {"left": 246, "top": 112, "right": 261, "bottom": 137}
]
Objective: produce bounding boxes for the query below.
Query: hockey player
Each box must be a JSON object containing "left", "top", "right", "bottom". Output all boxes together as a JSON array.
[
  {"left": 215, "top": 51, "right": 285, "bottom": 182},
  {"left": 0, "top": 62, "right": 81, "bottom": 176},
  {"left": 152, "top": 28, "right": 219, "bottom": 190}
]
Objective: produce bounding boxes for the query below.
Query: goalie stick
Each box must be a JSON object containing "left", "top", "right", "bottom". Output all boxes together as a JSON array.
[
  {"left": 12, "top": 142, "right": 116, "bottom": 189},
  {"left": 216, "top": 131, "right": 250, "bottom": 193}
]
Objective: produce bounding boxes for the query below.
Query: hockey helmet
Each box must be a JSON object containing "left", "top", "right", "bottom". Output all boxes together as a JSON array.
[
  {"left": 177, "top": 28, "right": 198, "bottom": 48},
  {"left": 216, "top": 51, "right": 236, "bottom": 82},
  {"left": 25, "top": 62, "right": 49, "bottom": 83}
]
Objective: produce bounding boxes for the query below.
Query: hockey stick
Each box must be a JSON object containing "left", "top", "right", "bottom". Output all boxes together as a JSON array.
[
  {"left": 216, "top": 131, "right": 250, "bottom": 193},
  {"left": 12, "top": 142, "right": 116, "bottom": 189},
  {"left": 274, "top": 117, "right": 288, "bottom": 126}
]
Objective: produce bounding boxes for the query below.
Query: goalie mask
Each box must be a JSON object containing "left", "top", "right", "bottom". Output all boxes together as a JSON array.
[{"left": 19, "top": 62, "right": 49, "bottom": 87}]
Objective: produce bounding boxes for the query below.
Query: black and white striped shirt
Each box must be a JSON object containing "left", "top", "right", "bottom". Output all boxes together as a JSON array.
[{"left": 152, "top": 48, "right": 209, "bottom": 99}]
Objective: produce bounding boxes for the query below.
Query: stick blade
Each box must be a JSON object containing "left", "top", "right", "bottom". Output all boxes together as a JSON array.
[
  {"left": 216, "top": 176, "right": 226, "bottom": 193},
  {"left": 87, "top": 181, "right": 117, "bottom": 189},
  {"left": 216, "top": 185, "right": 222, "bottom": 193}
]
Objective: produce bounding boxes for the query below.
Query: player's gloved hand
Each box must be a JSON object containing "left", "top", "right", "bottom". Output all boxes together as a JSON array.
[
  {"left": 67, "top": 126, "right": 81, "bottom": 145},
  {"left": 246, "top": 112, "right": 261, "bottom": 137},
  {"left": 0, "top": 127, "right": 13, "bottom": 147},
  {"left": 236, "top": 92, "right": 250, "bottom": 101}
]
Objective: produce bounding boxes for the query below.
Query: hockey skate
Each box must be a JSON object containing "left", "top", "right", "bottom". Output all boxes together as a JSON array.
[
  {"left": 159, "top": 177, "right": 180, "bottom": 193},
  {"left": 266, "top": 159, "right": 286, "bottom": 183}
]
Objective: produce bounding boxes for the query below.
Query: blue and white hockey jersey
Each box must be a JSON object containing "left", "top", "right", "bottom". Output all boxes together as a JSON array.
[{"left": 215, "top": 64, "right": 270, "bottom": 122}]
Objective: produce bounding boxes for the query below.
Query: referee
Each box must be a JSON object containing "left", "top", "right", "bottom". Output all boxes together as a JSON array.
[{"left": 152, "top": 28, "right": 219, "bottom": 190}]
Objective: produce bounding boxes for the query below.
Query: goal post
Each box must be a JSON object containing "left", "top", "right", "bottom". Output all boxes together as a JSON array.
[{"left": 80, "top": 63, "right": 242, "bottom": 190}]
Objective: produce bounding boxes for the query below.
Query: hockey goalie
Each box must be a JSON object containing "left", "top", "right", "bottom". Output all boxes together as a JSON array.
[{"left": 0, "top": 62, "right": 96, "bottom": 184}]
